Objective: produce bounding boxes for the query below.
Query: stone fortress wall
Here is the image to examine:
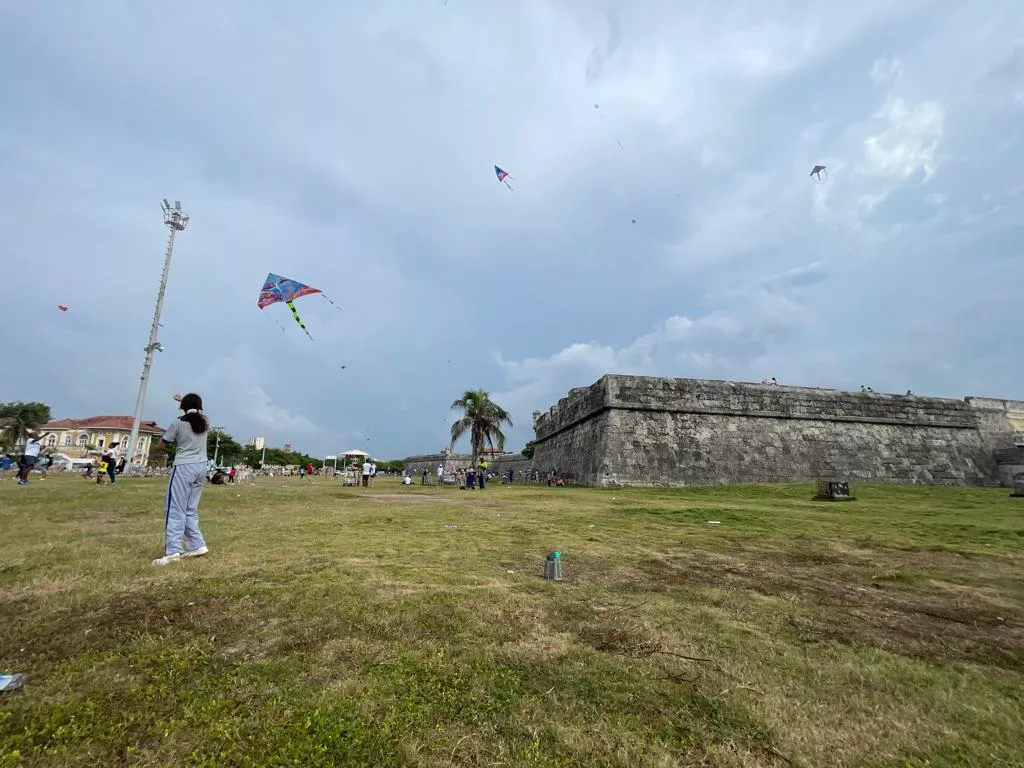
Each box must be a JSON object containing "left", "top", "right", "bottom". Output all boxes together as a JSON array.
[
  {"left": 530, "top": 375, "right": 1024, "bottom": 488},
  {"left": 401, "top": 452, "right": 472, "bottom": 476},
  {"left": 401, "top": 451, "right": 532, "bottom": 478}
]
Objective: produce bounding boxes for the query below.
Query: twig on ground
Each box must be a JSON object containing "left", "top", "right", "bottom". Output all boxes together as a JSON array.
[
  {"left": 659, "top": 669, "right": 702, "bottom": 684},
  {"left": 448, "top": 734, "right": 473, "bottom": 767},
  {"left": 654, "top": 650, "right": 714, "bottom": 663},
  {"left": 767, "top": 745, "right": 793, "bottom": 765}
]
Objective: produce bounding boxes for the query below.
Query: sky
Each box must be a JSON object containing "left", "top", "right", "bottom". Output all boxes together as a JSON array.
[{"left": 1, "top": 0, "right": 1022, "bottom": 460}]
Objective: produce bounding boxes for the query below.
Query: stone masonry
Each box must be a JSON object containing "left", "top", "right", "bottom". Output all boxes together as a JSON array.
[{"left": 530, "top": 375, "right": 1023, "bottom": 487}]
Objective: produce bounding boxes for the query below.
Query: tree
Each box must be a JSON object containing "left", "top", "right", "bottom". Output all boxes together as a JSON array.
[
  {"left": 449, "top": 389, "right": 513, "bottom": 465},
  {"left": 0, "top": 402, "right": 52, "bottom": 453},
  {"left": 521, "top": 440, "right": 536, "bottom": 460},
  {"left": 208, "top": 430, "right": 244, "bottom": 466}
]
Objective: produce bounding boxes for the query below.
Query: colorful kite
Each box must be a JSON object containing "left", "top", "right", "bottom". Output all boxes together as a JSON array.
[
  {"left": 57, "top": 305, "right": 68, "bottom": 312},
  {"left": 494, "top": 165, "right": 514, "bottom": 190},
  {"left": 257, "top": 273, "right": 341, "bottom": 340}
]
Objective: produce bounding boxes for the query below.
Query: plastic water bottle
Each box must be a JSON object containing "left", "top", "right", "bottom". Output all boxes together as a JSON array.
[
  {"left": 0, "top": 674, "right": 24, "bottom": 692},
  {"left": 544, "top": 551, "right": 564, "bottom": 581}
]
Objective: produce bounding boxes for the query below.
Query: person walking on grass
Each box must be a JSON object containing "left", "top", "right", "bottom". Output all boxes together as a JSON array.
[{"left": 153, "top": 393, "right": 210, "bottom": 566}]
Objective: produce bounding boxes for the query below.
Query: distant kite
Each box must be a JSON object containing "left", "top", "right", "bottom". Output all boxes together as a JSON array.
[
  {"left": 810, "top": 165, "right": 829, "bottom": 183},
  {"left": 57, "top": 305, "right": 68, "bottom": 312},
  {"left": 257, "top": 273, "right": 341, "bottom": 340},
  {"left": 494, "top": 165, "right": 514, "bottom": 190}
]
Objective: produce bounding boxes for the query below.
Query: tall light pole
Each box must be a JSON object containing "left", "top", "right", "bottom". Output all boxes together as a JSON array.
[
  {"left": 127, "top": 200, "right": 189, "bottom": 470},
  {"left": 212, "top": 426, "right": 225, "bottom": 466}
]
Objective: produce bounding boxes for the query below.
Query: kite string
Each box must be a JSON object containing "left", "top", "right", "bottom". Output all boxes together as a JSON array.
[
  {"left": 319, "top": 294, "right": 343, "bottom": 312},
  {"left": 597, "top": 111, "right": 625, "bottom": 151}
]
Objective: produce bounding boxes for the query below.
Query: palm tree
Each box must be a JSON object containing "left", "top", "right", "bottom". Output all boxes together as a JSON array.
[
  {"left": 0, "top": 401, "right": 52, "bottom": 453},
  {"left": 449, "top": 389, "right": 513, "bottom": 465}
]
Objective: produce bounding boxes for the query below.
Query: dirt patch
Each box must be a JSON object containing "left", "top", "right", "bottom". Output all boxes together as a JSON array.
[
  {"left": 637, "top": 548, "right": 1024, "bottom": 670},
  {"left": 357, "top": 493, "right": 466, "bottom": 505}
]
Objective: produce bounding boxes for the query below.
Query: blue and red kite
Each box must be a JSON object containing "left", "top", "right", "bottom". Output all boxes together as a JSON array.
[
  {"left": 257, "top": 272, "right": 340, "bottom": 340},
  {"left": 494, "top": 165, "right": 514, "bottom": 190}
]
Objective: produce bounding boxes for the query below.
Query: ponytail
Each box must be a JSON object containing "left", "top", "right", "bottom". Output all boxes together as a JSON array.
[{"left": 178, "top": 393, "right": 209, "bottom": 435}]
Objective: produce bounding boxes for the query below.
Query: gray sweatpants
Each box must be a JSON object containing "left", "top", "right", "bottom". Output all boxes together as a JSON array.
[{"left": 165, "top": 462, "right": 208, "bottom": 556}]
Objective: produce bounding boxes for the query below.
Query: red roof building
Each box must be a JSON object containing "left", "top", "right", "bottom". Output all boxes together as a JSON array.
[{"left": 41, "top": 416, "right": 165, "bottom": 465}]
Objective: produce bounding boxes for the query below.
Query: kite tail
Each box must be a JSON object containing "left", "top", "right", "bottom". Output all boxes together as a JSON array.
[
  {"left": 286, "top": 300, "right": 314, "bottom": 340},
  {"left": 273, "top": 317, "right": 286, "bottom": 333},
  {"left": 319, "top": 294, "right": 343, "bottom": 312}
]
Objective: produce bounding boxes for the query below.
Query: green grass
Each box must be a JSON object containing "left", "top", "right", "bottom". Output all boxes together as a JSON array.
[{"left": 1, "top": 476, "right": 1022, "bottom": 767}]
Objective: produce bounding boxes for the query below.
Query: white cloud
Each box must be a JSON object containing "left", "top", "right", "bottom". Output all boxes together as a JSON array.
[
  {"left": 870, "top": 56, "right": 904, "bottom": 84},
  {"left": 196, "top": 345, "right": 318, "bottom": 439},
  {"left": 493, "top": 270, "right": 816, "bottom": 423},
  {"left": 863, "top": 97, "right": 945, "bottom": 181}
]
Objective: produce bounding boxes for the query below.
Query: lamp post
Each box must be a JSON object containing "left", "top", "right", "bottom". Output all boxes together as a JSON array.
[
  {"left": 127, "top": 200, "right": 189, "bottom": 471},
  {"left": 212, "top": 426, "right": 225, "bottom": 466}
]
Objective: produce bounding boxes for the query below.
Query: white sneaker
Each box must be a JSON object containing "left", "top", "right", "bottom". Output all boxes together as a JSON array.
[
  {"left": 152, "top": 553, "right": 181, "bottom": 566},
  {"left": 181, "top": 546, "right": 209, "bottom": 558}
]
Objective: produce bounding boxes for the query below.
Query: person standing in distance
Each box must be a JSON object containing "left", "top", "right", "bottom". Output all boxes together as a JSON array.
[{"left": 153, "top": 393, "right": 210, "bottom": 566}]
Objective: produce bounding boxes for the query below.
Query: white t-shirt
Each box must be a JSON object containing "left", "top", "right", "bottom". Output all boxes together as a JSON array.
[
  {"left": 437, "top": 465, "right": 443, "bottom": 477},
  {"left": 24, "top": 438, "right": 42, "bottom": 458},
  {"left": 361, "top": 461, "right": 371, "bottom": 476}
]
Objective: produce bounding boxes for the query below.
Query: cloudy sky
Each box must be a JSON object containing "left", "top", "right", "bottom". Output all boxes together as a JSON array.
[{"left": 2, "top": 0, "right": 1021, "bottom": 459}]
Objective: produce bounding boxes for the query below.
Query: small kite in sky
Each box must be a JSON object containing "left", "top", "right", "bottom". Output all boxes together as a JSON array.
[
  {"left": 57, "top": 305, "right": 68, "bottom": 312},
  {"left": 494, "top": 165, "right": 514, "bottom": 190},
  {"left": 810, "top": 165, "right": 828, "bottom": 183},
  {"left": 257, "top": 272, "right": 341, "bottom": 340}
]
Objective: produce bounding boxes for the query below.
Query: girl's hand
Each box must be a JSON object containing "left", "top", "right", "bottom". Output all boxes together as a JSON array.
[{"left": 172, "top": 394, "right": 183, "bottom": 402}]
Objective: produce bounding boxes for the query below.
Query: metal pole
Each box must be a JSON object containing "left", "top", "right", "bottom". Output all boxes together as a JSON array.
[{"left": 127, "top": 200, "right": 188, "bottom": 471}]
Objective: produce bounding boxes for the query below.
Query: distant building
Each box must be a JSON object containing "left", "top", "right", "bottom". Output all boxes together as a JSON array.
[
  {"left": 41, "top": 416, "right": 165, "bottom": 466},
  {"left": 283, "top": 442, "right": 293, "bottom": 453},
  {"left": 248, "top": 436, "right": 265, "bottom": 450}
]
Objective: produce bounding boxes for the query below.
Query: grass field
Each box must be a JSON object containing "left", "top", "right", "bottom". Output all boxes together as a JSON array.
[{"left": 1, "top": 475, "right": 1022, "bottom": 767}]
